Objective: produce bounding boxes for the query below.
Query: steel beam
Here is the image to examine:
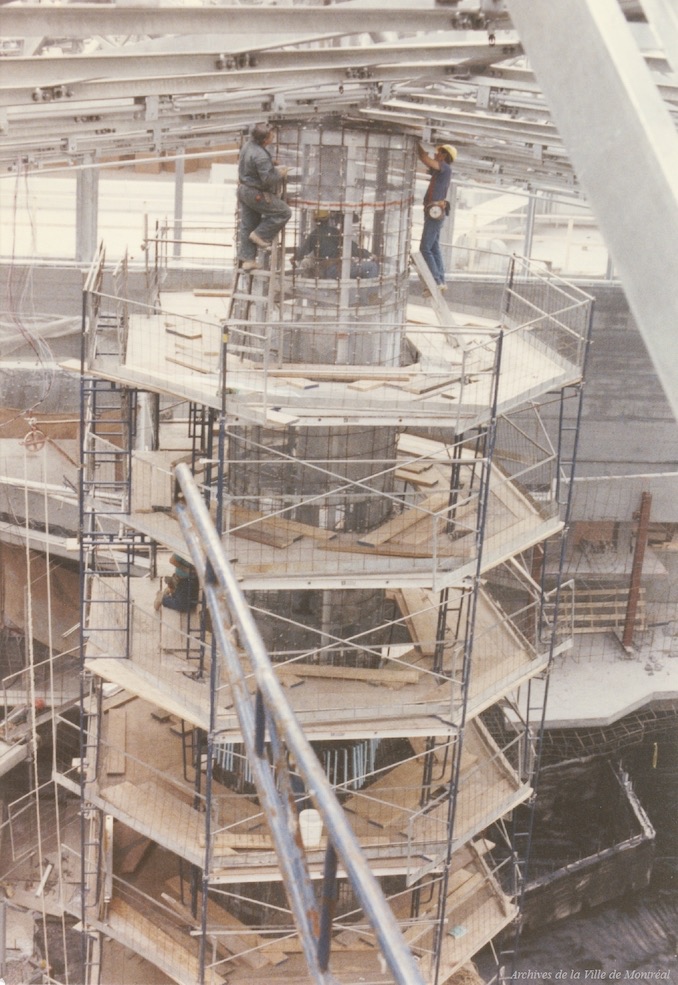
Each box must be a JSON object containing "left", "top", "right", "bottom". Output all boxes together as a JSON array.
[
  {"left": 0, "top": 61, "right": 454, "bottom": 108},
  {"left": 1, "top": 40, "right": 510, "bottom": 91},
  {"left": 505, "top": 0, "right": 678, "bottom": 424},
  {"left": 1, "top": 4, "right": 459, "bottom": 39},
  {"left": 640, "top": 0, "right": 678, "bottom": 73},
  {"left": 75, "top": 161, "right": 98, "bottom": 263}
]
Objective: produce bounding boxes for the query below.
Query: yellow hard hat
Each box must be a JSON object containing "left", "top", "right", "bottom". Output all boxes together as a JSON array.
[
  {"left": 437, "top": 144, "right": 458, "bottom": 162},
  {"left": 314, "top": 208, "right": 330, "bottom": 220}
]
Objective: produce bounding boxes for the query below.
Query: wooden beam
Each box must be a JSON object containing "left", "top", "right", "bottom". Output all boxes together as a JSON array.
[
  {"left": 357, "top": 493, "right": 448, "bottom": 547},
  {"left": 275, "top": 662, "right": 419, "bottom": 685},
  {"left": 622, "top": 490, "right": 652, "bottom": 649}
]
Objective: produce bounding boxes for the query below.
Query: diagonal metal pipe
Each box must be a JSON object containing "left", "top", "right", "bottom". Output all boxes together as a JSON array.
[{"left": 174, "top": 460, "right": 426, "bottom": 985}]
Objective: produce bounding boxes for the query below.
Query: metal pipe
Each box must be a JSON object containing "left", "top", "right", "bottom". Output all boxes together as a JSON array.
[{"left": 174, "top": 461, "right": 425, "bottom": 985}]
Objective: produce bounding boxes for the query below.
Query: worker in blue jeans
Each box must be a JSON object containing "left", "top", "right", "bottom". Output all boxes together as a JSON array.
[
  {"left": 417, "top": 142, "right": 457, "bottom": 291},
  {"left": 237, "top": 122, "right": 292, "bottom": 271}
]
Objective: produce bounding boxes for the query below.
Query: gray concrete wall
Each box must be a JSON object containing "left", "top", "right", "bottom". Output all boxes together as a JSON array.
[
  {"left": 411, "top": 277, "right": 678, "bottom": 521},
  {"left": 0, "top": 263, "right": 149, "bottom": 412}
]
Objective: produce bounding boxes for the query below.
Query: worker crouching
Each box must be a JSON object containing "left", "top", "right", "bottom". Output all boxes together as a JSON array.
[{"left": 293, "top": 210, "right": 379, "bottom": 280}]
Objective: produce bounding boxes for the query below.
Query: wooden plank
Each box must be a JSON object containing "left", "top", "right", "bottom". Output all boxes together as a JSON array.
[
  {"left": 402, "top": 917, "right": 436, "bottom": 948},
  {"left": 229, "top": 521, "right": 301, "bottom": 550},
  {"left": 358, "top": 493, "right": 448, "bottom": 547},
  {"left": 398, "top": 432, "right": 459, "bottom": 462},
  {"left": 167, "top": 355, "right": 212, "bottom": 374},
  {"left": 319, "top": 537, "right": 463, "bottom": 559},
  {"left": 391, "top": 511, "right": 444, "bottom": 547},
  {"left": 266, "top": 365, "right": 416, "bottom": 382},
  {"left": 85, "top": 658, "right": 213, "bottom": 731},
  {"left": 166, "top": 326, "right": 203, "bottom": 340},
  {"left": 342, "top": 757, "right": 425, "bottom": 831},
  {"left": 401, "top": 374, "right": 462, "bottom": 395},
  {"left": 348, "top": 378, "right": 387, "bottom": 391},
  {"left": 199, "top": 830, "right": 273, "bottom": 851},
  {"left": 228, "top": 504, "right": 337, "bottom": 546},
  {"left": 408, "top": 735, "right": 451, "bottom": 763},
  {"left": 102, "top": 780, "right": 203, "bottom": 847},
  {"left": 106, "top": 898, "right": 227, "bottom": 985},
  {"left": 545, "top": 587, "right": 647, "bottom": 633},
  {"left": 277, "top": 377, "right": 319, "bottom": 390},
  {"left": 119, "top": 837, "right": 152, "bottom": 875},
  {"left": 447, "top": 865, "right": 480, "bottom": 898},
  {"left": 151, "top": 706, "right": 172, "bottom": 723},
  {"left": 332, "top": 929, "right": 377, "bottom": 950},
  {"left": 265, "top": 409, "right": 300, "bottom": 426},
  {"left": 159, "top": 891, "right": 275, "bottom": 968},
  {"left": 394, "top": 589, "right": 439, "bottom": 656},
  {"left": 275, "top": 662, "right": 419, "bottom": 685},
  {"left": 559, "top": 587, "right": 645, "bottom": 598},
  {"left": 460, "top": 750, "right": 478, "bottom": 774},
  {"left": 396, "top": 459, "right": 434, "bottom": 475},
  {"left": 395, "top": 467, "right": 441, "bottom": 488}
]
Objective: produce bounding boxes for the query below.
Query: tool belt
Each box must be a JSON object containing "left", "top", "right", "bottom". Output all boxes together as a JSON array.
[
  {"left": 425, "top": 199, "right": 450, "bottom": 220},
  {"left": 239, "top": 183, "right": 272, "bottom": 202}
]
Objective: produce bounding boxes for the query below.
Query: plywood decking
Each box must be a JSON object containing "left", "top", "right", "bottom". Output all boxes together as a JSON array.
[
  {"left": 83, "top": 544, "right": 544, "bottom": 745},
  {"left": 87, "top": 686, "right": 526, "bottom": 882},
  {"left": 71, "top": 284, "right": 581, "bottom": 431},
  {"left": 163, "top": 876, "right": 287, "bottom": 969},
  {"left": 120, "top": 432, "right": 560, "bottom": 592},
  {"left": 340, "top": 718, "right": 529, "bottom": 859},
  {"left": 101, "top": 898, "right": 228, "bottom": 985},
  {"left": 394, "top": 845, "right": 517, "bottom": 984}
]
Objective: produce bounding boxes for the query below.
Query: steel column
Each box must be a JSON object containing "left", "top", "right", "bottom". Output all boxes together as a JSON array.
[
  {"left": 75, "top": 159, "right": 99, "bottom": 264},
  {"left": 505, "top": 0, "right": 678, "bottom": 424}
]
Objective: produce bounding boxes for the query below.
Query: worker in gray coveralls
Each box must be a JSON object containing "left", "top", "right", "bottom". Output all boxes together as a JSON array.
[{"left": 237, "top": 122, "right": 292, "bottom": 270}]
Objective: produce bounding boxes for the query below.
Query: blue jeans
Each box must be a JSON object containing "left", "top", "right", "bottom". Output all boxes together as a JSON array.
[
  {"left": 238, "top": 185, "right": 292, "bottom": 261},
  {"left": 420, "top": 214, "right": 446, "bottom": 285}
]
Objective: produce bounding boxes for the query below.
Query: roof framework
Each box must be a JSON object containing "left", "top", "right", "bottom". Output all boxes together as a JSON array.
[
  {"left": 0, "top": 0, "right": 669, "bottom": 193},
  {"left": 10, "top": 0, "right": 678, "bottom": 420}
]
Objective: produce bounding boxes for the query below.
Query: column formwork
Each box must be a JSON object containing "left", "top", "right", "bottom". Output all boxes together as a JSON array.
[{"left": 229, "top": 119, "right": 418, "bottom": 671}]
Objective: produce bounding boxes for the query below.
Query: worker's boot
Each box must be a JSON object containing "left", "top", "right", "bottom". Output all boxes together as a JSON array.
[{"left": 249, "top": 231, "right": 272, "bottom": 249}]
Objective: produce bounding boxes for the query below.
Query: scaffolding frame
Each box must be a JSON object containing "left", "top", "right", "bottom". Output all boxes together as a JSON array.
[{"left": 58, "top": 226, "right": 593, "bottom": 985}]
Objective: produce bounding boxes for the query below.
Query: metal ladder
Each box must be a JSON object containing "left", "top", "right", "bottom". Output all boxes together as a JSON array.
[
  {"left": 78, "top": 670, "right": 104, "bottom": 985},
  {"left": 77, "top": 375, "right": 147, "bottom": 985}
]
